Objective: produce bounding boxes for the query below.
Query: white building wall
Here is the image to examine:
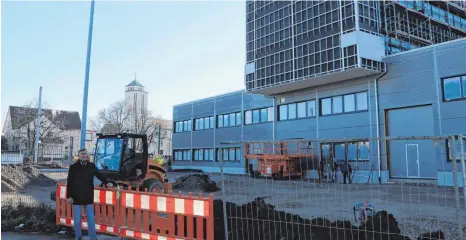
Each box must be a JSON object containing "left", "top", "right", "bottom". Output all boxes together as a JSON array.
[{"left": 125, "top": 86, "right": 148, "bottom": 131}]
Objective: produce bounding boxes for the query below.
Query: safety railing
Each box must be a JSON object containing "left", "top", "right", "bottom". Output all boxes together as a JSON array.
[{"left": 55, "top": 182, "right": 215, "bottom": 240}]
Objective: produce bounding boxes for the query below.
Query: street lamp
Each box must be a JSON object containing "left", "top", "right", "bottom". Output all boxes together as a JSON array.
[{"left": 80, "top": 0, "right": 96, "bottom": 149}]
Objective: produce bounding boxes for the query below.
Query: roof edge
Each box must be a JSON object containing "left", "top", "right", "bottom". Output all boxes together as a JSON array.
[{"left": 173, "top": 89, "right": 246, "bottom": 108}]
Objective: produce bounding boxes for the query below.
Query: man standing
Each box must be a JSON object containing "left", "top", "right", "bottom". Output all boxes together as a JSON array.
[
  {"left": 67, "top": 148, "right": 109, "bottom": 240},
  {"left": 340, "top": 160, "right": 352, "bottom": 184}
]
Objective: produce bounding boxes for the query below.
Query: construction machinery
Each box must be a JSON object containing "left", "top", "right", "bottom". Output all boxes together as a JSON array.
[
  {"left": 51, "top": 133, "right": 172, "bottom": 202},
  {"left": 91, "top": 133, "right": 172, "bottom": 192},
  {"left": 244, "top": 141, "right": 317, "bottom": 180}
]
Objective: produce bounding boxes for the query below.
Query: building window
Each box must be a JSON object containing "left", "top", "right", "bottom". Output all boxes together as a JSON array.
[
  {"left": 194, "top": 117, "right": 214, "bottom": 131},
  {"left": 174, "top": 149, "right": 191, "bottom": 161},
  {"left": 278, "top": 100, "right": 316, "bottom": 121},
  {"left": 447, "top": 137, "right": 466, "bottom": 161},
  {"left": 443, "top": 75, "right": 466, "bottom": 101},
  {"left": 320, "top": 141, "right": 370, "bottom": 162},
  {"left": 245, "top": 111, "right": 252, "bottom": 125},
  {"left": 193, "top": 149, "right": 214, "bottom": 161},
  {"left": 245, "top": 107, "right": 273, "bottom": 125},
  {"left": 175, "top": 120, "right": 192, "bottom": 133},
  {"left": 252, "top": 109, "right": 260, "bottom": 123},
  {"left": 218, "top": 112, "right": 241, "bottom": 128},
  {"left": 320, "top": 92, "right": 368, "bottom": 116},
  {"left": 217, "top": 147, "right": 241, "bottom": 161},
  {"left": 332, "top": 96, "right": 343, "bottom": 114}
]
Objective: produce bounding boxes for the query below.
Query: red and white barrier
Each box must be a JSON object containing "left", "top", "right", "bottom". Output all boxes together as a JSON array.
[
  {"left": 55, "top": 183, "right": 214, "bottom": 240},
  {"left": 120, "top": 229, "right": 184, "bottom": 240},
  {"left": 121, "top": 192, "right": 210, "bottom": 217},
  {"left": 58, "top": 217, "right": 116, "bottom": 234},
  {"left": 56, "top": 185, "right": 116, "bottom": 205}
]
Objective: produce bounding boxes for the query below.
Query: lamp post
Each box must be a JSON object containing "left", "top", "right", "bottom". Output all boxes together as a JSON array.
[
  {"left": 33, "top": 86, "right": 43, "bottom": 163},
  {"left": 80, "top": 0, "right": 95, "bottom": 149}
]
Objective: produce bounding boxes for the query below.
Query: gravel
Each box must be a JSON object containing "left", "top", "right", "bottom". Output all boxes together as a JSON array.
[
  {"left": 1, "top": 165, "right": 56, "bottom": 193},
  {"left": 397, "top": 216, "right": 465, "bottom": 240}
]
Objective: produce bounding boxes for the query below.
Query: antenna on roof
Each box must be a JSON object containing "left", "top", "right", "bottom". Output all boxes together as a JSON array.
[{"left": 134, "top": 72, "right": 137, "bottom": 80}]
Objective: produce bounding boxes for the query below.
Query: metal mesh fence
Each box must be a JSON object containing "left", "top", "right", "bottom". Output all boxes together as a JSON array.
[
  {"left": 218, "top": 135, "right": 466, "bottom": 240},
  {"left": 1, "top": 140, "right": 72, "bottom": 207}
]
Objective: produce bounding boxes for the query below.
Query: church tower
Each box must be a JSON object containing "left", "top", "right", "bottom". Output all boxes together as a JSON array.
[{"left": 124, "top": 74, "right": 148, "bottom": 132}]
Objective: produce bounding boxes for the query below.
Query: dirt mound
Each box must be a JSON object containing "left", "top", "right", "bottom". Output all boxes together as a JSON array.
[
  {"left": 1, "top": 165, "right": 56, "bottom": 192},
  {"left": 1, "top": 200, "right": 56, "bottom": 233},
  {"left": 213, "top": 198, "right": 445, "bottom": 240},
  {"left": 37, "top": 160, "right": 67, "bottom": 169},
  {"left": 173, "top": 174, "right": 220, "bottom": 192}
]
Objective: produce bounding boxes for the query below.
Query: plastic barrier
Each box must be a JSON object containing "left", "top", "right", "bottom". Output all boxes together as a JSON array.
[
  {"left": 55, "top": 183, "right": 214, "bottom": 240},
  {"left": 56, "top": 184, "right": 119, "bottom": 236}
]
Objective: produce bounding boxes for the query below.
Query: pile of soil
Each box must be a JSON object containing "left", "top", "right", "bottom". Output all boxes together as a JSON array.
[
  {"left": 213, "top": 197, "right": 445, "bottom": 240},
  {"left": 37, "top": 160, "right": 67, "bottom": 169},
  {"left": 173, "top": 174, "right": 220, "bottom": 192},
  {"left": 1, "top": 201, "right": 56, "bottom": 233},
  {"left": 1, "top": 165, "right": 56, "bottom": 193}
]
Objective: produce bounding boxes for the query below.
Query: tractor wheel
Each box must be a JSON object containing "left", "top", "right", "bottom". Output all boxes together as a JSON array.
[{"left": 143, "top": 179, "right": 164, "bottom": 193}]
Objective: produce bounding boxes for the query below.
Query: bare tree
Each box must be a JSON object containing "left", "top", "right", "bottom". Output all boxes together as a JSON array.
[
  {"left": 11, "top": 100, "right": 64, "bottom": 155},
  {"left": 133, "top": 108, "right": 163, "bottom": 148},
  {"left": 90, "top": 100, "right": 169, "bottom": 155},
  {"left": 89, "top": 100, "right": 131, "bottom": 134}
]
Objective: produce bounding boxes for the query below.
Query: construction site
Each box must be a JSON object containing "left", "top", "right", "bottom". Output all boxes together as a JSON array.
[
  {"left": 2, "top": 0, "right": 466, "bottom": 240},
  {"left": 1, "top": 135, "right": 465, "bottom": 240}
]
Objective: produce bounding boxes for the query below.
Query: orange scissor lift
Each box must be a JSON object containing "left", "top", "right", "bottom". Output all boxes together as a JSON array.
[{"left": 244, "top": 141, "right": 316, "bottom": 180}]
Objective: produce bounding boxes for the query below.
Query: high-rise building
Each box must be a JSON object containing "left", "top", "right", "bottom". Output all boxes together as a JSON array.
[
  {"left": 245, "top": 1, "right": 466, "bottom": 94},
  {"left": 171, "top": 1, "right": 466, "bottom": 185}
]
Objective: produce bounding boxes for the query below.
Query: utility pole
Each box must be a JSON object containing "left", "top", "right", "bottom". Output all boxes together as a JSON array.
[
  {"left": 157, "top": 125, "right": 162, "bottom": 155},
  {"left": 80, "top": 0, "right": 96, "bottom": 149},
  {"left": 33, "top": 86, "right": 43, "bottom": 164}
]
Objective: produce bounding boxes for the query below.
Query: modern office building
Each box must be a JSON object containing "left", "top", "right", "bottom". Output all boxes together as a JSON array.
[
  {"left": 172, "top": 1, "right": 466, "bottom": 186},
  {"left": 245, "top": 0, "right": 466, "bottom": 93}
]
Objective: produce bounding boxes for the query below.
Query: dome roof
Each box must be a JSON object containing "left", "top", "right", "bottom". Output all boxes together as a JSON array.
[{"left": 126, "top": 80, "right": 144, "bottom": 87}]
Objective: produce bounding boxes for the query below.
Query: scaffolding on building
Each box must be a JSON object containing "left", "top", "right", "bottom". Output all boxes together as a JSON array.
[{"left": 382, "top": 0, "right": 466, "bottom": 54}]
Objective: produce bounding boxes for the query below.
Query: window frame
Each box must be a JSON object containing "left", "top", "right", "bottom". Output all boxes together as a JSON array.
[
  {"left": 173, "top": 149, "right": 191, "bottom": 161},
  {"left": 174, "top": 119, "right": 192, "bottom": 133},
  {"left": 217, "top": 112, "right": 241, "bottom": 128},
  {"left": 244, "top": 106, "right": 273, "bottom": 125},
  {"left": 193, "top": 116, "right": 214, "bottom": 131},
  {"left": 320, "top": 91, "right": 369, "bottom": 116},
  {"left": 192, "top": 148, "right": 214, "bottom": 161},
  {"left": 278, "top": 100, "right": 317, "bottom": 121},
  {"left": 216, "top": 147, "right": 241, "bottom": 162},
  {"left": 442, "top": 75, "right": 466, "bottom": 102},
  {"left": 320, "top": 141, "right": 370, "bottom": 162},
  {"left": 446, "top": 137, "right": 466, "bottom": 162}
]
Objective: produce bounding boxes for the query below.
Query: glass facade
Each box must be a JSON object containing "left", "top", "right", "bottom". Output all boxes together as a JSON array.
[
  {"left": 246, "top": 0, "right": 466, "bottom": 92},
  {"left": 246, "top": 1, "right": 363, "bottom": 91}
]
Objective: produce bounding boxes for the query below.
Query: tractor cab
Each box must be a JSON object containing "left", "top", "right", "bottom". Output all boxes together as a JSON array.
[{"left": 94, "top": 133, "right": 148, "bottom": 183}]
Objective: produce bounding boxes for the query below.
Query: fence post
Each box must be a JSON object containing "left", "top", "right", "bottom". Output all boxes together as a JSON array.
[
  {"left": 459, "top": 134, "right": 466, "bottom": 210},
  {"left": 69, "top": 137, "right": 74, "bottom": 165},
  {"left": 219, "top": 151, "right": 229, "bottom": 240},
  {"left": 449, "top": 135, "right": 463, "bottom": 239}
]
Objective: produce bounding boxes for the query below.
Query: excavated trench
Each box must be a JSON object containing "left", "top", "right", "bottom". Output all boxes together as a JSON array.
[
  {"left": 1, "top": 183, "right": 446, "bottom": 240},
  {"left": 213, "top": 198, "right": 445, "bottom": 240}
]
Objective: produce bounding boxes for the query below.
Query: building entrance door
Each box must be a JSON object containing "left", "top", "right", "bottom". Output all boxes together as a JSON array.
[{"left": 405, "top": 144, "right": 420, "bottom": 178}]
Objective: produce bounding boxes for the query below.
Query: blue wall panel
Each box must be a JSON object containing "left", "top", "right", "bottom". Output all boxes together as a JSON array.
[{"left": 172, "top": 39, "right": 466, "bottom": 186}]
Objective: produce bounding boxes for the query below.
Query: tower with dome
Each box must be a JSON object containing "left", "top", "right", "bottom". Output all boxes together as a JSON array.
[{"left": 124, "top": 74, "right": 148, "bottom": 132}]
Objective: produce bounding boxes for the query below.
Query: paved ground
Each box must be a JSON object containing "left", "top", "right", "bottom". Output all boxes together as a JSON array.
[{"left": 2, "top": 171, "right": 466, "bottom": 239}]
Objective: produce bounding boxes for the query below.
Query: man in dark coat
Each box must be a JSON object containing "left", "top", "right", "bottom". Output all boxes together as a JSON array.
[
  {"left": 67, "top": 148, "right": 109, "bottom": 240},
  {"left": 340, "top": 160, "right": 352, "bottom": 184}
]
